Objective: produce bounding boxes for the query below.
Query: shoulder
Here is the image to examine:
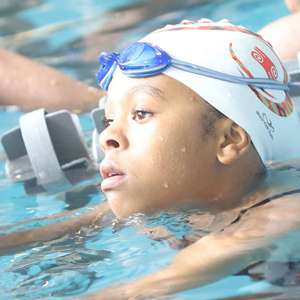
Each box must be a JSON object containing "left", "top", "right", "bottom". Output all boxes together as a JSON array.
[
  {"left": 249, "top": 191, "right": 300, "bottom": 222},
  {"left": 219, "top": 192, "right": 300, "bottom": 243}
]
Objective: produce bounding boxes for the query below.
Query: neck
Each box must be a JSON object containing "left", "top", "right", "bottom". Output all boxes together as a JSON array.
[{"left": 209, "top": 154, "right": 266, "bottom": 213}]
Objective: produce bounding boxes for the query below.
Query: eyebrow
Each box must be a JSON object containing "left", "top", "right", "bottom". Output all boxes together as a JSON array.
[{"left": 127, "top": 84, "right": 166, "bottom": 101}]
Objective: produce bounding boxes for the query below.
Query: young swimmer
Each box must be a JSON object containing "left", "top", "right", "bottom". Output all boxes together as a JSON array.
[{"left": 2, "top": 19, "right": 300, "bottom": 299}]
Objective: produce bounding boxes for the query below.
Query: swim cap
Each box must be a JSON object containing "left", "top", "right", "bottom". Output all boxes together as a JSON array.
[
  {"left": 108, "top": 19, "right": 300, "bottom": 165},
  {"left": 136, "top": 19, "right": 300, "bottom": 165}
]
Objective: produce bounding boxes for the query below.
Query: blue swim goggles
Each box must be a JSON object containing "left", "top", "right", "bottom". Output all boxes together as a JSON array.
[{"left": 96, "top": 42, "right": 294, "bottom": 92}]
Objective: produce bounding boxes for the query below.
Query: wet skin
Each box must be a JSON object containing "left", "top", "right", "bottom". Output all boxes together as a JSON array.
[
  {"left": 99, "top": 73, "right": 221, "bottom": 218},
  {"left": 2, "top": 70, "right": 300, "bottom": 300},
  {"left": 99, "top": 73, "right": 262, "bottom": 218}
]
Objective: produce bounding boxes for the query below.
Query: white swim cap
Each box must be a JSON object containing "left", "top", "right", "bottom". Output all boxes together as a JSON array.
[{"left": 138, "top": 19, "right": 300, "bottom": 165}]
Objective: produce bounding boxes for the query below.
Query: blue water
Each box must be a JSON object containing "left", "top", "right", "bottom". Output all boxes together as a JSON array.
[{"left": 0, "top": 0, "right": 293, "bottom": 299}]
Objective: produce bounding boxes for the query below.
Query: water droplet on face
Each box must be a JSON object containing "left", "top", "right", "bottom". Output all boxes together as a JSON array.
[
  {"left": 181, "top": 147, "right": 186, "bottom": 153},
  {"left": 159, "top": 136, "right": 164, "bottom": 142},
  {"left": 163, "top": 182, "right": 169, "bottom": 189}
]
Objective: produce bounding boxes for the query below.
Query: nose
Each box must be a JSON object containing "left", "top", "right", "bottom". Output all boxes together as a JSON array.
[{"left": 99, "top": 123, "right": 129, "bottom": 152}]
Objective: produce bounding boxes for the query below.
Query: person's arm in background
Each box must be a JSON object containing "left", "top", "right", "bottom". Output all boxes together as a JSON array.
[
  {"left": 0, "top": 48, "right": 104, "bottom": 112},
  {"left": 258, "top": 0, "right": 300, "bottom": 61}
]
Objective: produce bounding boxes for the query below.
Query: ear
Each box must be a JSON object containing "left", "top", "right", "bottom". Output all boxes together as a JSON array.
[{"left": 216, "top": 120, "right": 251, "bottom": 165}]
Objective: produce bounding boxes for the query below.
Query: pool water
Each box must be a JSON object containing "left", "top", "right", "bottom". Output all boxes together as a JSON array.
[{"left": 0, "top": 0, "right": 295, "bottom": 299}]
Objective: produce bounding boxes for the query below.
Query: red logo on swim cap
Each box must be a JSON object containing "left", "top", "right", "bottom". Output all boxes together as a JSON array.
[
  {"left": 230, "top": 43, "right": 293, "bottom": 117},
  {"left": 251, "top": 47, "right": 278, "bottom": 80}
]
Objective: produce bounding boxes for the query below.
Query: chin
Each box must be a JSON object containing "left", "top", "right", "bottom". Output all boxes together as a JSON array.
[
  {"left": 107, "top": 194, "right": 154, "bottom": 219},
  {"left": 106, "top": 195, "right": 135, "bottom": 219}
]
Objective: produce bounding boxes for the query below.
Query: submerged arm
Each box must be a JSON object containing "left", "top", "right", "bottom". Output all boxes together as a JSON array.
[
  {"left": 0, "top": 48, "right": 104, "bottom": 111},
  {"left": 81, "top": 194, "right": 300, "bottom": 300},
  {"left": 0, "top": 202, "right": 110, "bottom": 255},
  {"left": 83, "top": 233, "right": 268, "bottom": 300}
]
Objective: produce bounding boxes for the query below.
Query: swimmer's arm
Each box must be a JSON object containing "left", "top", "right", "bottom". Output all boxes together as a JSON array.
[
  {"left": 0, "top": 202, "right": 110, "bottom": 255},
  {"left": 80, "top": 194, "right": 300, "bottom": 300},
  {"left": 81, "top": 233, "right": 268, "bottom": 300},
  {"left": 0, "top": 48, "right": 104, "bottom": 111}
]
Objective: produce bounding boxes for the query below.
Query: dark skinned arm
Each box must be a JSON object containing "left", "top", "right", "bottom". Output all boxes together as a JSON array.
[
  {"left": 0, "top": 202, "right": 110, "bottom": 255},
  {"left": 79, "top": 193, "right": 300, "bottom": 300}
]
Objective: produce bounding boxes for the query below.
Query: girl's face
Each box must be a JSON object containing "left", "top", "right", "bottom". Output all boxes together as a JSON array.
[{"left": 99, "top": 73, "right": 220, "bottom": 218}]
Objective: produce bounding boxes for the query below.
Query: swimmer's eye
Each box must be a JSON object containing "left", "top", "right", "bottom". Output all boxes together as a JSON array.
[
  {"left": 132, "top": 110, "right": 153, "bottom": 122},
  {"left": 103, "top": 116, "right": 113, "bottom": 128}
]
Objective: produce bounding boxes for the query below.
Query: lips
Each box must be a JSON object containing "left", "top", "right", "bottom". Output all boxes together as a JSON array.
[{"left": 100, "top": 159, "right": 127, "bottom": 191}]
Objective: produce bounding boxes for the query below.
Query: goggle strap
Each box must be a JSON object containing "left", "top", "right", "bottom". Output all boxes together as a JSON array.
[
  {"left": 99, "top": 61, "right": 118, "bottom": 91},
  {"left": 172, "top": 58, "right": 289, "bottom": 91}
]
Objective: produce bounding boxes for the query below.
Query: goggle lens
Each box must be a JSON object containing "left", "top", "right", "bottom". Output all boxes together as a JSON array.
[{"left": 119, "top": 43, "right": 171, "bottom": 75}]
